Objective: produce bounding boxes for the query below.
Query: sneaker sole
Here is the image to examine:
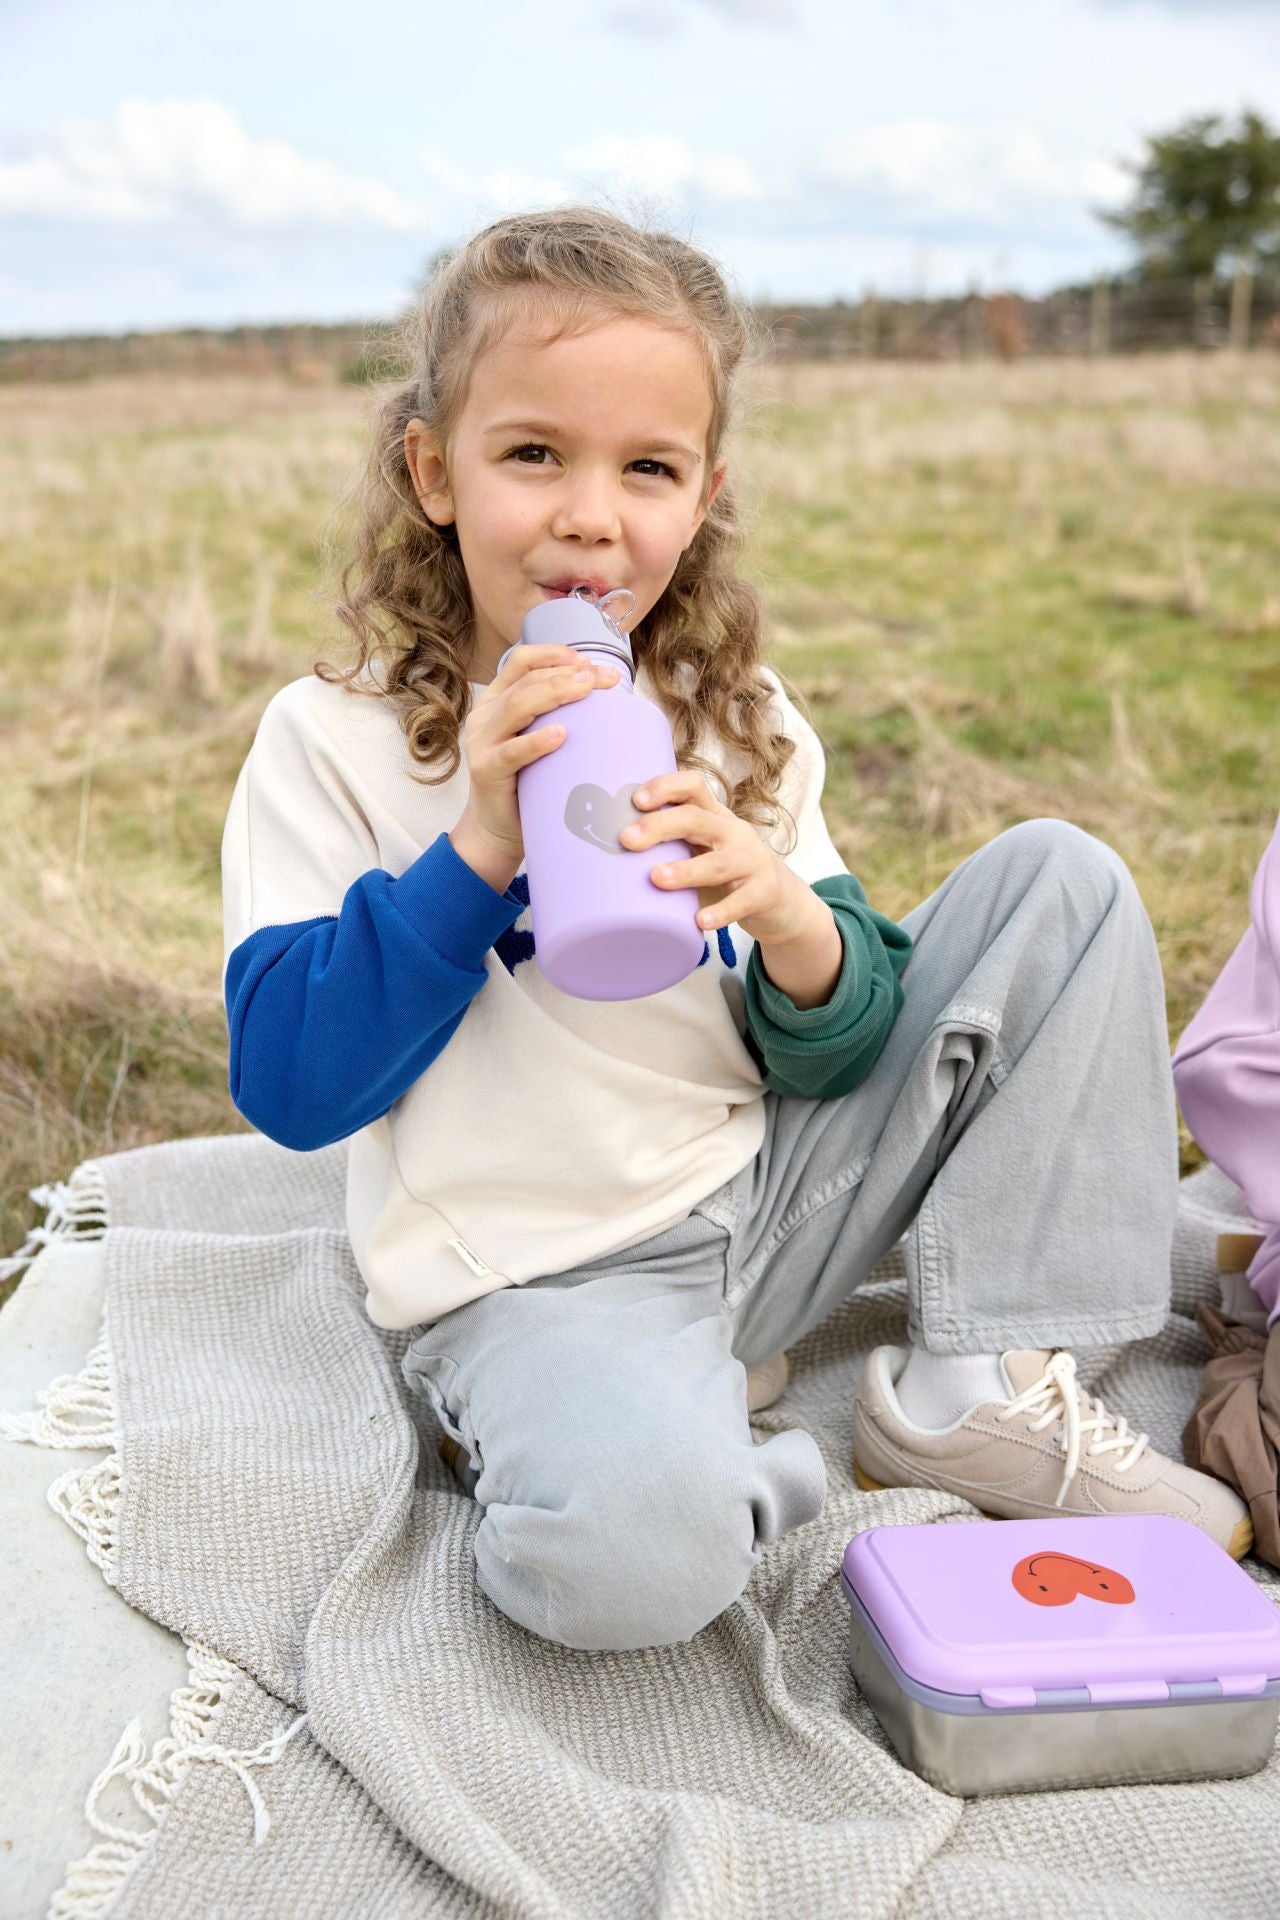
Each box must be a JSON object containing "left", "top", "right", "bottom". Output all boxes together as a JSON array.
[
  {"left": 745, "top": 1352, "right": 790, "bottom": 1415},
  {"left": 852, "top": 1460, "right": 1256, "bottom": 1561}
]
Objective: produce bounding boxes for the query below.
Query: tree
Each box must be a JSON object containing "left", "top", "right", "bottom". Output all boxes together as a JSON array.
[{"left": 1097, "top": 108, "right": 1280, "bottom": 280}]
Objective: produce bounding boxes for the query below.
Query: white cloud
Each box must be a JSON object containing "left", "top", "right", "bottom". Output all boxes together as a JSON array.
[
  {"left": 599, "top": 0, "right": 800, "bottom": 28},
  {"left": 693, "top": 0, "right": 801, "bottom": 20},
  {"left": 418, "top": 152, "right": 574, "bottom": 210},
  {"left": 415, "top": 135, "right": 762, "bottom": 219},
  {"left": 596, "top": 5, "right": 685, "bottom": 30},
  {"left": 1093, "top": 0, "right": 1273, "bottom": 10},
  {"left": 562, "top": 136, "right": 762, "bottom": 202},
  {"left": 0, "top": 95, "right": 1155, "bottom": 332},
  {"left": 0, "top": 98, "right": 420, "bottom": 230},
  {"left": 812, "top": 120, "right": 1134, "bottom": 232}
]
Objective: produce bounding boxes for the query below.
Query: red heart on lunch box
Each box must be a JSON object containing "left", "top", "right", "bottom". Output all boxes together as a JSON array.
[{"left": 1011, "top": 1552, "right": 1135, "bottom": 1607}]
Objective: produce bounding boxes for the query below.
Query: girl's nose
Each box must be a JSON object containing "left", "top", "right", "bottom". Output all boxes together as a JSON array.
[{"left": 550, "top": 475, "right": 623, "bottom": 544}]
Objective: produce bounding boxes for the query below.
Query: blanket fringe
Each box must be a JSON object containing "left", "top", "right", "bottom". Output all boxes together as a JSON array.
[
  {"left": 1, "top": 1166, "right": 117, "bottom": 1448},
  {"left": 48, "top": 1454, "right": 122, "bottom": 1584},
  {"left": 19, "top": 1327, "right": 311, "bottom": 1915},
  {"left": 0, "top": 1158, "right": 111, "bottom": 1286},
  {"left": 0, "top": 1152, "right": 111, "bottom": 1290},
  {"left": 47, "top": 1638, "right": 311, "bottom": 1919},
  {"left": 0, "top": 1329, "right": 117, "bottom": 1448},
  {"left": 0, "top": 1309, "right": 121, "bottom": 1577}
]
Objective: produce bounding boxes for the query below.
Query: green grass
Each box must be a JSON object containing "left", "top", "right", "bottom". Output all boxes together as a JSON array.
[{"left": 1, "top": 353, "right": 1278, "bottom": 1298}]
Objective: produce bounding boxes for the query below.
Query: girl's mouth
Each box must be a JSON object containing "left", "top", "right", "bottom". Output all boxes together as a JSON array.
[{"left": 540, "top": 579, "right": 613, "bottom": 599}]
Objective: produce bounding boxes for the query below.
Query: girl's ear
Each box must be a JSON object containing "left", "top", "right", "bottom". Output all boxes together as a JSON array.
[
  {"left": 405, "top": 419, "right": 456, "bottom": 526},
  {"left": 691, "top": 457, "right": 728, "bottom": 539}
]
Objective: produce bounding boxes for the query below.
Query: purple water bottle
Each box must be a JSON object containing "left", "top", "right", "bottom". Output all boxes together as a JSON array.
[{"left": 497, "top": 587, "right": 706, "bottom": 1000}]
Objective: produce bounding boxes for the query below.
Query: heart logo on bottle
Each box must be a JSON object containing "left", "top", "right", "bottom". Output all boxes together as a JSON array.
[
  {"left": 563, "top": 782, "right": 650, "bottom": 855},
  {"left": 1011, "top": 1552, "right": 1136, "bottom": 1608}
]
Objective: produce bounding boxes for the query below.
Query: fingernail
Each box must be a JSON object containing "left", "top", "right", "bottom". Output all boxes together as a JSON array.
[{"left": 634, "top": 788, "right": 650, "bottom": 804}]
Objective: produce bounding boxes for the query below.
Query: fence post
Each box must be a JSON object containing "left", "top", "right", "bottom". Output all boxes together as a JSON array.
[
  {"left": 963, "top": 280, "right": 983, "bottom": 359},
  {"left": 1191, "top": 276, "right": 1208, "bottom": 348},
  {"left": 1090, "top": 276, "right": 1111, "bottom": 356},
  {"left": 860, "top": 288, "right": 878, "bottom": 358},
  {"left": 1229, "top": 253, "right": 1254, "bottom": 352}
]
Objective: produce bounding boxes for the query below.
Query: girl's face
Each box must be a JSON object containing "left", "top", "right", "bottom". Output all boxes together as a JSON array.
[{"left": 405, "top": 307, "right": 727, "bottom": 682}]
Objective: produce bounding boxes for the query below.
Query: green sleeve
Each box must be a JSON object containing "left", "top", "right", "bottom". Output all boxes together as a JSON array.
[{"left": 742, "top": 874, "right": 913, "bottom": 1098}]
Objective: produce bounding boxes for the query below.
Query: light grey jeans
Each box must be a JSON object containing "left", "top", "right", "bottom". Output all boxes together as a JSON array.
[{"left": 402, "top": 819, "right": 1179, "bottom": 1652}]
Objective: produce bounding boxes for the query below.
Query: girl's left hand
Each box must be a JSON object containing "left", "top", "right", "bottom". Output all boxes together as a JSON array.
[{"left": 621, "top": 771, "right": 814, "bottom": 947}]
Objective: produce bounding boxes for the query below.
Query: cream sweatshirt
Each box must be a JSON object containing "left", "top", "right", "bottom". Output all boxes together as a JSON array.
[{"left": 221, "top": 662, "right": 912, "bottom": 1329}]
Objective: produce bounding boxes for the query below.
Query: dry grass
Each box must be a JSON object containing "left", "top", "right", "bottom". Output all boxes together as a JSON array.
[{"left": 2, "top": 353, "right": 1277, "bottom": 1296}]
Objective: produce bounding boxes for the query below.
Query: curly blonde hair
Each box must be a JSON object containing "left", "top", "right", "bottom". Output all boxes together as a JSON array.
[{"left": 316, "top": 202, "right": 806, "bottom": 849}]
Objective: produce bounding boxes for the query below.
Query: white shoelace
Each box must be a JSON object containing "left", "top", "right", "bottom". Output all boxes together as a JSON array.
[{"left": 993, "top": 1350, "right": 1150, "bottom": 1508}]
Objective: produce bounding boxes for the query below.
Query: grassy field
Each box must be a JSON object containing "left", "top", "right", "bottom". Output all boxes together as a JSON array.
[{"left": 1, "top": 351, "right": 1277, "bottom": 1299}]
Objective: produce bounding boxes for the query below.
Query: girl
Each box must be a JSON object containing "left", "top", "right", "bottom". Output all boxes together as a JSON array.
[{"left": 221, "top": 205, "right": 1249, "bottom": 1655}]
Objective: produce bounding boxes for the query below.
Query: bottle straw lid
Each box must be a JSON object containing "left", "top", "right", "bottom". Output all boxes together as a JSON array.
[
  {"left": 497, "top": 585, "right": 638, "bottom": 679},
  {"left": 587, "top": 585, "right": 636, "bottom": 640}
]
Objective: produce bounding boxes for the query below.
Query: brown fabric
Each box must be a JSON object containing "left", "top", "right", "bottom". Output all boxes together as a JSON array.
[{"left": 1182, "top": 1302, "right": 1280, "bottom": 1568}]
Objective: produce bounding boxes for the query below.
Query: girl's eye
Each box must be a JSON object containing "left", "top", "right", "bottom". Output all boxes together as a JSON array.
[{"left": 506, "top": 444, "right": 676, "bottom": 479}]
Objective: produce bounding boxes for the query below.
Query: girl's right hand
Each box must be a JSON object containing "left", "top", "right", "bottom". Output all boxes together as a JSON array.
[{"left": 458, "top": 644, "right": 620, "bottom": 861}]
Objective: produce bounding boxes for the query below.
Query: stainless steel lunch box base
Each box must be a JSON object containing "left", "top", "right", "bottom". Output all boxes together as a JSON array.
[{"left": 848, "top": 1613, "right": 1280, "bottom": 1798}]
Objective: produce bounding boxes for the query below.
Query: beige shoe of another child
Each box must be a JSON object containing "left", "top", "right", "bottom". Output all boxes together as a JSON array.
[
  {"left": 852, "top": 1345, "right": 1254, "bottom": 1561},
  {"left": 745, "top": 1350, "right": 790, "bottom": 1414}
]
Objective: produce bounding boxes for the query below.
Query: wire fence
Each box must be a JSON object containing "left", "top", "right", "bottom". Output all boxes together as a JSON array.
[
  {"left": 758, "top": 265, "right": 1279, "bottom": 362},
  {"left": 1, "top": 269, "right": 1276, "bottom": 382}
]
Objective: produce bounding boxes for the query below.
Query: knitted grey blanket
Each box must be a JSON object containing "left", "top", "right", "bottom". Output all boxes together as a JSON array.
[{"left": 7, "top": 1133, "right": 1280, "bottom": 1919}]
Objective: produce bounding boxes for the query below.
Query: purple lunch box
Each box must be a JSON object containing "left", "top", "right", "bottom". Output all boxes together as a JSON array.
[{"left": 840, "top": 1513, "right": 1280, "bottom": 1796}]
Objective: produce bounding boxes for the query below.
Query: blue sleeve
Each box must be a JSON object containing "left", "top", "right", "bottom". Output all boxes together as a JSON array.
[
  {"left": 225, "top": 831, "right": 524, "bottom": 1152},
  {"left": 742, "top": 874, "right": 913, "bottom": 1098}
]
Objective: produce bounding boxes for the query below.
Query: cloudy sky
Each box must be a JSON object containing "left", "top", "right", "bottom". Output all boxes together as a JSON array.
[{"left": 2, "top": 0, "right": 1277, "bottom": 336}]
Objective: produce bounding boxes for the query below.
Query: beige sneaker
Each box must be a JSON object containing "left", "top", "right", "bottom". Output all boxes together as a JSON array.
[
  {"left": 852, "top": 1345, "right": 1254, "bottom": 1561},
  {"left": 745, "top": 1350, "right": 790, "bottom": 1414}
]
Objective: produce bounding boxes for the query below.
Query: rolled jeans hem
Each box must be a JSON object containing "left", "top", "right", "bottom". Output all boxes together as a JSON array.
[{"left": 906, "top": 1304, "right": 1170, "bottom": 1355}]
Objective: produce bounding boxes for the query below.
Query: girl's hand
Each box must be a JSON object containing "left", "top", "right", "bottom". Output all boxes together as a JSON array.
[
  {"left": 459, "top": 645, "right": 620, "bottom": 860},
  {"left": 622, "top": 771, "right": 814, "bottom": 946}
]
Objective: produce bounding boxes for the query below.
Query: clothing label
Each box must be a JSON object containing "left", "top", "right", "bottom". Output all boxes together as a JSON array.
[{"left": 448, "top": 1236, "right": 492, "bottom": 1277}]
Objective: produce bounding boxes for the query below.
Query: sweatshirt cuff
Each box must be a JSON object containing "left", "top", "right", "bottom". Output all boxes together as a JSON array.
[
  {"left": 746, "top": 902, "right": 862, "bottom": 1036},
  {"left": 391, "top": 831, "right": 525, "bottom": 971}
]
